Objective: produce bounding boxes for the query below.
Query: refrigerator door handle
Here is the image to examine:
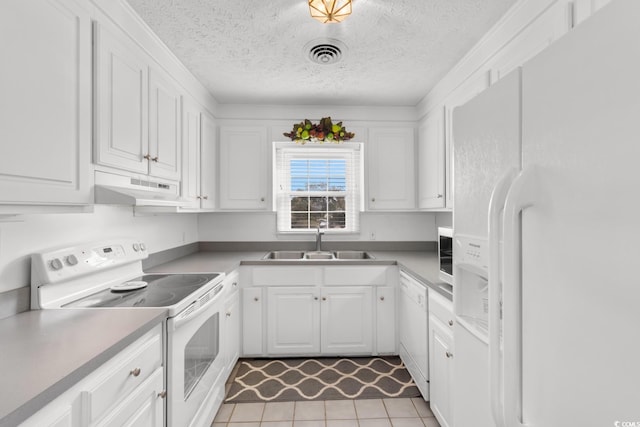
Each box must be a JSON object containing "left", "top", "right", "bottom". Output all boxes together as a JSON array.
[
  {"left": 488, "top": 168, "right": 518, "bottom": 427},
  {"left": 503, "top": 167, "right": 539, "bottom": 427}
]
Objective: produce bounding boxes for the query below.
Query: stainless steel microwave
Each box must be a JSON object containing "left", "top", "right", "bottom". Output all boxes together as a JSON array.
[{"left": 438, "top": 227, "right": 453, "bottom": 284}]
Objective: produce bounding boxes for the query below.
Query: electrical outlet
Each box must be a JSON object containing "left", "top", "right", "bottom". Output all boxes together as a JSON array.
[{"left": 370, "top": 231, "right": 376, "bottom": 240}]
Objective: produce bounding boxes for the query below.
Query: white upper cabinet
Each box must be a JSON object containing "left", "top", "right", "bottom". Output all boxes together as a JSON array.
[
  {"left": 148, "top": 68, "right": 181, "bottom": 181},
  {"left": 180, "top": 96, "right": 201, "bottom": 208},
  {"left": 219, "top": 126, "right": 269, "bottom": 210},
  {"left": 367, "top": 128, "right": 416, "bottom": 211},
  {"left": 199, "top": 112, "right": 217, "bottom": 210},
  {"left": 94, "top": 20, "right": 181, "bottom": 181},
  {"left": 418, "top": 107, "right": 446, "bottom": 209},
  {"left": 0, "top": 0, "right": 92, "bottom": 206}
]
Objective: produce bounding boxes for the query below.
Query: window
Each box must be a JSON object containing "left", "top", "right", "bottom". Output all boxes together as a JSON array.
[{"left": 275, "top": 143, "right": 362, "bottom": 233}]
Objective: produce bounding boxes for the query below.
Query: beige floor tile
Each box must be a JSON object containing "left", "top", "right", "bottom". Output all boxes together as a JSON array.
[
  {"left": 410, "top": 399, "right": 434, "bottom": 418},
  {"left": 228, "top": 423, "right": 261, "bottom": 427},
  {"left": 325, "top": 400, "right": 357, "bottom": 420},
  {"left": 293, "top": 420, "right": 326, "bottom": 427},
  {"left": 354, "top": 399, "right": 387, "bottom": 419},
  {"left": 263, "top": 402, "right": 296, "bottom": 421},
  {"left": 230, "top": 403, "right": 266, "bottom": 422},
  {"left": 383, "top": 399, "right": 419, "bottom": 418},
  {"left": 421, "top": 418, "right": 440, "bottom": 427},
  {"left": 326, "top": 420, "right": 359, "bottom": 427},
  {"left": 261, "top": 422, "right": 294, "bottom": 427},
  {"left": 294, "top": 401, "right": 326, "bottom": 420},
  {"left": 215, "top": 404, "right": 236, "bottom": 422},
  {"left": 389, "top": 418, "right": 425, "bottom": 427},
  {"left": 358, "top": 418, "right": 392, "bottom": 427},
  {"left": 213, "top": 423, "right": 227, "bottom": 427}
]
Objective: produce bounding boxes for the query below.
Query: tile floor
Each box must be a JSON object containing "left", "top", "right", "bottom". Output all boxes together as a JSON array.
[{"left": 211, "top": 398, "right": 441, "bottom": 427}]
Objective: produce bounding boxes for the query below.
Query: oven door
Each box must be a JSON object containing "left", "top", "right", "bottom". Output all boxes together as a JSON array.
[{"left": 167, "top": 291, "right": 225, "bottom": 427}]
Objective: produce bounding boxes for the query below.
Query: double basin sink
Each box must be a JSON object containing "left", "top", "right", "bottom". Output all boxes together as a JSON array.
[{"left": 263, "top": 250, "right": 375, "bottom": 260}]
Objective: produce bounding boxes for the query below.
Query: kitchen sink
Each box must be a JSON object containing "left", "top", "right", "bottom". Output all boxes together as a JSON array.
[
  {"left": 304, "top": 251, "right": 335, "bottom": 260},
  {"left": 262, "top": 251, "right": 305, "bottom": 260},
  {"left": 333, "top": 251, "right": 375, "bottom": 260}
]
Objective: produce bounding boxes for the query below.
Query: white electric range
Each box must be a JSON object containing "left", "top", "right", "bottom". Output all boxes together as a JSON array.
[{"left": 31, "top": 239, "right": 227, "bottom": 427}]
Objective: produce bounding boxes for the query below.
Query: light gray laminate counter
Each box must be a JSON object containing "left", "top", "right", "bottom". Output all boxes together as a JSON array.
[
  {"left": 146, "top": 250, "right": 452, "bottom": 301},
  {"left": 0, "top": 308, "right": 167, "bottom": 427}
]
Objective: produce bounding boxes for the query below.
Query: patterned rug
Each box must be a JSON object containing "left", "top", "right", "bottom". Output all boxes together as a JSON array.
[{"left": 225, "top": 357, "right": 420, "bottom": 403}]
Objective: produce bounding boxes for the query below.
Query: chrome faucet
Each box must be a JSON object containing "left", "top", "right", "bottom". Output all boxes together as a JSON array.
[{"left": 315, "top": 220, "right": 327, "bottom": 251}]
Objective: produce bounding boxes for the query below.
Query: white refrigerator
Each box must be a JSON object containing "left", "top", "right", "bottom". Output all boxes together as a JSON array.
[{"left": 452, "top": 0, "right": 640, "bottom": 426}]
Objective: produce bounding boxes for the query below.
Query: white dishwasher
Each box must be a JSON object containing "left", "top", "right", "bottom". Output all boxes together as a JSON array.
[{"left": 398, "top": 271, "right": 429, "bottom": 399}]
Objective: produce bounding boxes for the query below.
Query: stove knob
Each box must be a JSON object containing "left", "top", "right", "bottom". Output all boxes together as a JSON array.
[
  {"left": 65, "top": 255, "right": 79, "bottom": 266},
  {"left": 50, "top": 258, "right": 63, "bottom": 271},
  {"left": 132, "top": 243, "right": 140, "bottom": 252},
  {"left": 139, "top": 243, "right": 146, "bottom": 251}
]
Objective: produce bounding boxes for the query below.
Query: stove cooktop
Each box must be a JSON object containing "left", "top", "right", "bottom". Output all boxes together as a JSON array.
[{"left": 64, "top": 273, "right": 221, "bottom": 308}]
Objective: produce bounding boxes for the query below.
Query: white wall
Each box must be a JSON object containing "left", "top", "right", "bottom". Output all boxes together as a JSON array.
[
  {"left": 0, "top": 206, "right": 198, "bottom": 293},
  {"left": 198, "top": 211, "right": 436, "bottom": 242}
]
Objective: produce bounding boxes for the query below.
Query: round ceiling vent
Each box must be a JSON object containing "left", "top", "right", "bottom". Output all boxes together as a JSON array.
[{"left": 305, "top": 39, "right": 347, "bottom": 65}]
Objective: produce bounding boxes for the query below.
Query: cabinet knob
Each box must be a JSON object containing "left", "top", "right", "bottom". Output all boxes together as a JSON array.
[
  {"left": 143, "top": 154, "right": 151, "bottom": 160},
  {"left": 322, "top": 297, "right": 327, "bottom": 301},
  {"left": 232, "top": 282, "right": 238, "bottom": 287},
  {"left": 437, "top": 194, "right": 443, "bottom": 198},
  {"left": 314, "top": 297, "right": 319, "bottom": 300},
  {"left": 202, "top": 196, "right": 208, "bottom": 200},
  {"left": 130, "top": 367, "right": 141, "bottom": 377},
  {"left": 445, "top": 351, "right": 453, "bottom": 359},
  {"left": 254, "top": 297, "right": 259, "bottom": 302},
  {"left": 196, "top": 196, "right": 202, "bottom": 199},
  {"left": 371, "top": 198, "right": 376, "bottom": 202},
  {"left": 158, "top": 390, "right": 167, "bottom": 399},
  {"left": 380, "top": 296, "right": 385, "bottom": 301},
  {"left": 151, "top": 156, "right": 159, "bottom": 162},
  {"left": 226, "top": 312, "right": 231, "bottom": 317},
  {"left": 448, "top": 320, "right": 454, "bottom": 326},
  {"left": 260, "top": 197, "right": 265, "bottom": 202}
]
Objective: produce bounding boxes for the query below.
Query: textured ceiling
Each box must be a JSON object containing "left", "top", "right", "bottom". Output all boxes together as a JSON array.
[{"left": 126, "top": 0, "right": 518, "bottom": 106}]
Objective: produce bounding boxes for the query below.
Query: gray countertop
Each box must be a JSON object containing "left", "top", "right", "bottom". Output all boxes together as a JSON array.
[
  {"left": 0, "top": 308, "right": 167, "bottom": 427},
  {"left": 147, "top": 250, "right": 452, "bottom": 300}
]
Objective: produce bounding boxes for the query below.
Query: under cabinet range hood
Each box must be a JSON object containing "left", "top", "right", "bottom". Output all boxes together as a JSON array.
[{"left": 94, "top": 171, "right": 190, "bottom": 208}]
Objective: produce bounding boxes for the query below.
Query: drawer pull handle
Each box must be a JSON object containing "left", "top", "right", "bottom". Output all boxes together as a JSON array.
[
  {"left": 158, "top": 390, "right": 167, "bottom": 399},
  {"left": 232, "top": 282, "right": 238, "bottom": 287},
  {"left": 130, "top": 368, "right": 141, "bottom": 377},
  {"left": 143, "top": 154, "right": 151, "bottom": 160},
  {"left": 445, "top": 351, "right": 453, "bottom": 359},
  {"left": 448, "top": 320, "right": 454, "bottom": 326},
  {"left": 151, "top": 156, "right": 159, "bottom": 162}
]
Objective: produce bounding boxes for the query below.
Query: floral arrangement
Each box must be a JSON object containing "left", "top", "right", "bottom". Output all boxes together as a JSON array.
[{"left": 283, "top": 117, "right": 355, "bottom": 144}]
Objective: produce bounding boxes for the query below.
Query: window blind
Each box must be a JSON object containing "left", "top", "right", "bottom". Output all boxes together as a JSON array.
[{"left": 274, "top": 143, "right": 362, "bottom": 233}]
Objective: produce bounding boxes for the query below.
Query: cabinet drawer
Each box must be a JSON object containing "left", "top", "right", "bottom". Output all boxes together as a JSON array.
[
  {"left": 428, "top": 290, "right": 454, "bottom": 330},
  {"left": 86, "top": 326, "right": 163, "bottom": 422}
]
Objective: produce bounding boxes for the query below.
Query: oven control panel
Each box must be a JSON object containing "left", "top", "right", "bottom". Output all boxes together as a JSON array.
[{"left": 31, "top": 239, "right": 148, "bottom": 285}]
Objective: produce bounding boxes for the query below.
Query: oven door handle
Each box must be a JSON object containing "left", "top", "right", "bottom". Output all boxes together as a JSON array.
[{"left": 172, "top": 290, "right": 222, "bottom": 329}]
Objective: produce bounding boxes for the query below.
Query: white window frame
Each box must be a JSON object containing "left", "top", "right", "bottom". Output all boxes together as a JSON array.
[{"left": 273, "top": 142, "right": 363, "bottom": 234}]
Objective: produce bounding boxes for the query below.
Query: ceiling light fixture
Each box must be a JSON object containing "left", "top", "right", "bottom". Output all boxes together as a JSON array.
[{"left": 308, "top": 0, "right": 352, "bottom": 24}]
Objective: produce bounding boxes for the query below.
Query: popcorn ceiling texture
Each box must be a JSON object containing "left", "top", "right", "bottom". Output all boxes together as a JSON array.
[{"left": 126, "top": 0, "right": 517, "bottom": 106}]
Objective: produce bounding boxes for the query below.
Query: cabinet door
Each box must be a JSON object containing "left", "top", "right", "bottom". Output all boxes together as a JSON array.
[
  {"left": 200, "top": 112, "right": 217, "bottom": 209},
  {"left": 429, "top": 317, "right": 453, "bottom": 427},
  {"left": 93, "top": 367, "right": 164, "bottom": 427},
  {"left": 242, "top": 288, "right": 264, "bottom": 356},
  {"left": 0, "top": 0, "right": 91, "bottom": 204},
  {"left": 267, "top": 287, "right": 320, "bottom": 355},
  {"left": 148, "top": 68, "right": 181, "bottom": 180},
  {"left": 367, "top": 128, "right": 416, "bottom": 210},
  {"left": 376, "top": 286, "right": 396, "bottom": 354},
  {"left": 181, "top": 97, "right": 201, "bottom": 208},
  {"left": 224, "top": 292, "right": 240, "bottom": 373},
  {"left": 418, "top": 108, "right": 446, "bottom": 209},
  {"left": 219, "top": 126, "right": 268, "bottom": 210},
  {"left": 94, "top": 21, "right": 148, "bottom": 174},
  {"left": 321, "top": 287, "right": 373, "bottom": 354}
]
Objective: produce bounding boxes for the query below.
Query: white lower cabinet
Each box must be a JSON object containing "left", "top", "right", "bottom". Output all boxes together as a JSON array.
[
  {"left": 241, "top": 265, "right": 395, "bottom": 357},
  {"left": 19, "top": 324, "right": 164, "bottom": 427},
  {"left": 223, "top": 271, "right": 241, "bottom": 376},
  {"left": 267, "top": 287, "right": 321, "bottom": 355},
  {"left": 321, "top": 287, "right": 373, "bottom": 355},
  {"left": 428, "top": 290, "right": 454, "bottom": 427}
]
